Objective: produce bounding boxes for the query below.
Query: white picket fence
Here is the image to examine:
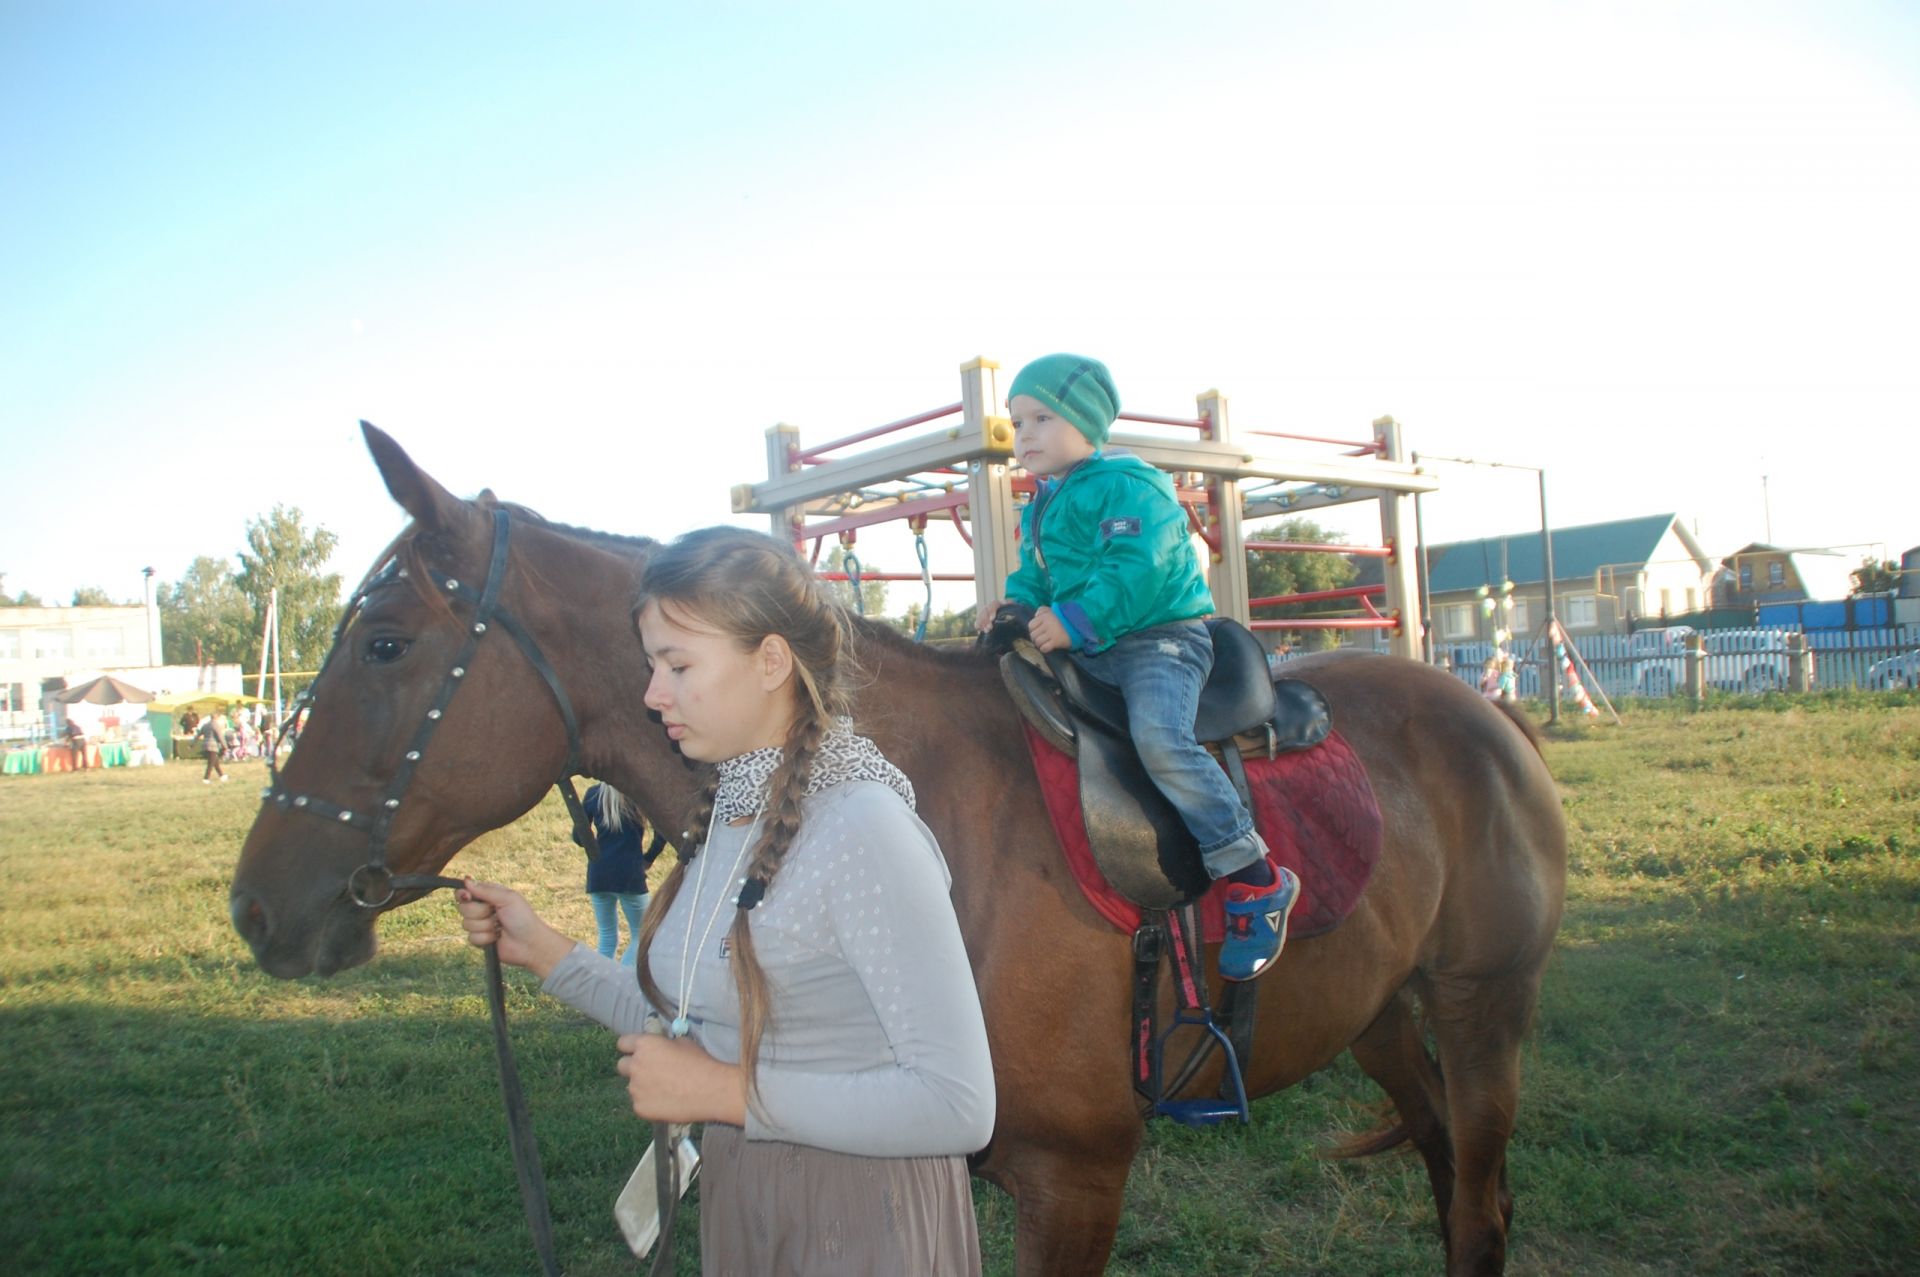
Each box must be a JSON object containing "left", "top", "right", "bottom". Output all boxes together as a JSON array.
[{"left": 1290, "top": 625, "right": 1920, "bottom": 698}]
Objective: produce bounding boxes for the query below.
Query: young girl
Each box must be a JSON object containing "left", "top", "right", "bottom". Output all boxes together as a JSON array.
[
  {"left": 455, "top": 527, "right": 994, "bottom": 1275},
  {"left": 582, "top": 782, "right": 652, "bottom": 967}
]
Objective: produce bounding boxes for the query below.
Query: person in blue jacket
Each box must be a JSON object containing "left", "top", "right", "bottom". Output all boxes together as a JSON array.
[
  {"left": 994, "top": 353, "right": 1300, "bottom": 981},
  {"left": 584, "top": 782, "right": 657, "bottom": 966}
]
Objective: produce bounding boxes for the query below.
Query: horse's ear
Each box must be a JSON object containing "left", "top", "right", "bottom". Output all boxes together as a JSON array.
[{"left": 362, "top": 421, "right": 470, "bottom": 533}]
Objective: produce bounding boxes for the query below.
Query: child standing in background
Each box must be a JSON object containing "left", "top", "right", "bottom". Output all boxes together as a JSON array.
[{"left": 584, "top": 782, "right": 652, "bottom": 966}]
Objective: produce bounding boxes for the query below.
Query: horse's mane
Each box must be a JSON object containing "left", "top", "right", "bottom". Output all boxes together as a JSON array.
[
  {"left": 482, "top": 497, "right": 658, "bottom": 555},
  {"left": 848, "top": 612, "right": 998, "bottom": 669}
]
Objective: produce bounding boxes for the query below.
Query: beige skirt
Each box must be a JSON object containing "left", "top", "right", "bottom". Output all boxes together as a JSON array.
[{"left": 695, "top": 1124, "right": 981, "bottom": 1277}]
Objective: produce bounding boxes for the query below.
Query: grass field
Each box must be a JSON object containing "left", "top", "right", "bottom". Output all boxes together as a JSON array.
[{"left": 2, "top": 692, "right": 1916, "bottom": 1275}]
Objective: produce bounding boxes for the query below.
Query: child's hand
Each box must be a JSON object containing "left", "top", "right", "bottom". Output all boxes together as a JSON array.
[{"left": 1028, "top": 607, "right": 1072, "bottom": 653}]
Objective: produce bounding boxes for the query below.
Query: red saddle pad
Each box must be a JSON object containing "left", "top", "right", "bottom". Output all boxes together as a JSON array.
[{"left": 1022, "top": 723, "right": 1383, "bottom": 942}]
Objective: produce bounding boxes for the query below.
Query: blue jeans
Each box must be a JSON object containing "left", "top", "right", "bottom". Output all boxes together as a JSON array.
[
  {"left": 590, "top": 891, "right": 648, "bottom": 966},
  {"left": 1069, "top": 620, "right": 1262, "bottom": 878}
]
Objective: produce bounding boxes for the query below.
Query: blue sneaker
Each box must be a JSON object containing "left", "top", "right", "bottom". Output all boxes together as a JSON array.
[{"left": 1220, "top": 865, "right": 1300, "bottom": 982}]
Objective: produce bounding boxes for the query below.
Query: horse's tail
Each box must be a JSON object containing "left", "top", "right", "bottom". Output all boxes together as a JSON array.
[{"left": 1322, "top": 1115, "right": 1412, "bottom": 1160}]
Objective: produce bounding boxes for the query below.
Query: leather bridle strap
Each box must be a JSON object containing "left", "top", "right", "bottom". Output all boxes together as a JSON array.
[{"left": 394, "top": 873, "right": 561, "bottom": 1277}]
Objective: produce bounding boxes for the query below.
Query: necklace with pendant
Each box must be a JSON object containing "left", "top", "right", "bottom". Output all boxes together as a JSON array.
[{"left": 669, "top": 810, "right": 762, "bottom": 1039}]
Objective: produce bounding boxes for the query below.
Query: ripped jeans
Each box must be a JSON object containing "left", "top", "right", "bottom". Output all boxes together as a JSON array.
[{"left": 1068, "top": 619, "right": 1262, "bottom": 878}]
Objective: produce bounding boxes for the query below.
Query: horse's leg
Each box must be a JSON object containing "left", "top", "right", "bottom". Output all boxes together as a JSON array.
[
  {"left": 994, "top": 1139, "right": 1138, "bottom": 1277},
  {"left": 1348, "top": 989, "right": 1455, "bottom": 1239},
  {"left": 1422, "top": 968, "right": 1541, "bottom": 1277}
]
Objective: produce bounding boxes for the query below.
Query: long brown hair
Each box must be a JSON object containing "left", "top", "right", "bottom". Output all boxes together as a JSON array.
[{"left": 632, "top": 527, "right": 858, "bottom": 1104}]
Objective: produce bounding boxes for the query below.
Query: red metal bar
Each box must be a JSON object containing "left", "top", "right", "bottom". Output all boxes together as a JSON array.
[
  {"left": 1246, "top": 428, "right": 1381, "bottom": 450},
  {"left": 796, "top": 402, "right": 964, "bottom": 462},
  {"left": 797, "top": 490, "right": 970, "bottom": 541},
  {"left": 1249, "top": 584, "right": 1385, "bottom": 609},
  {"left": 1117, "top": 410, "right": 1209, "bottom": 430},
  {"left": 947, "top": 506, "right": 973, "bottom": 546},
  {"left": 1249, "top": 616, "right": 1399, "bottom": 631},
  {"left": 1343, "top": 442, "right": 1387, "bottom": 456},
  {"left": 1246, "top": 540, "right": 1393, "bottom": 557}
]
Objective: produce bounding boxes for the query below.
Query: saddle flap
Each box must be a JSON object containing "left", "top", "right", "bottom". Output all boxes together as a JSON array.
[{"left": 1192, "top": 619, "right": 1277, "bottom": 743}]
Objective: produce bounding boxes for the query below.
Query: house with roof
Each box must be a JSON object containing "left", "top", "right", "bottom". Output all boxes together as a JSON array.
[
  {"left": 1713, "top": 543, "right": 1859, "bottom": 608},
  {"left": 1420, "top": 513, "right": 1714, "bottom": 644}
]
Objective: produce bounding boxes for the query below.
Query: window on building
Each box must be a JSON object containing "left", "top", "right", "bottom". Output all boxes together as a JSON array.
[
  {"left": 1508, "top": 597, "right": 1532, "bottom": 635},
  {"left": 0, "top": 683, "right": 22, "bottom": 712},
  {"left": 32, "top": 629, "right": 73, "bottom": 660},
  {"left": 1564, "top": 594, "right": 1598, "bottom": 628},
  {"left": 1739, "top": 563, "right": 1754, "bottom": 591},
  {"left": 1686, "top": 587, "right": 1698, "bottom": 611},
  {"left": 1660, "top": 588, "right": 1672, "bottom": 615},
  {"left": 1768, "top": 561, "right": 1786, "bottom": 588},
  {"left": 0, "top": 630, "right": 18, "bottom": 660},
  {"left": 1440, "top": 603, "right": 1475, "bottom": 638}
]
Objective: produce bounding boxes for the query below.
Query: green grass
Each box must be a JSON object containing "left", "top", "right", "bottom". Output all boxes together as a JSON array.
[{"left": 2, "top": 693, "right": 1916, "bottom": 1274}]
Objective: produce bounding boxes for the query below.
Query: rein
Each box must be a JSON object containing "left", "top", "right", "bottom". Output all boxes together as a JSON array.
[{"left": 256, "top": 507, "right": 609, "bottom": 1277}]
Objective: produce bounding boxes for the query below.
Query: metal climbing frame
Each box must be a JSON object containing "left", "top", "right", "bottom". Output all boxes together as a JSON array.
[{"left": 731, "top": 359, "right": 1438, "bottom": 658}]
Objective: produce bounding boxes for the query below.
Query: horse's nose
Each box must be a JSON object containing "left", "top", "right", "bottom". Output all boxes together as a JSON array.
[{"left": 231, "top": 889, "right": 271, "bottom": 948}]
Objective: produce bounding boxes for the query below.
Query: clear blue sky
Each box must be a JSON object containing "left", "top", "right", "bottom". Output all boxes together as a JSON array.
[{"left": 5, "top": 1, "right": 1916, "bottom": 611}]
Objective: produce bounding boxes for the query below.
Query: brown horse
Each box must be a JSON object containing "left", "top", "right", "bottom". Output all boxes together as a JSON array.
[{"left": 230, "top": 426, "right": 1566, "bottom": 1275}]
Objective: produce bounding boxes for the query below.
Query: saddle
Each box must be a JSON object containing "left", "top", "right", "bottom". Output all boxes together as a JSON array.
[{"left": 996, "top": 615, "right": 1331, "bottom": 908}]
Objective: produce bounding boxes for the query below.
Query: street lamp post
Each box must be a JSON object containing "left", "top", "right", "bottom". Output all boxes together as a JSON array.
[{"left": 1414, "top": 454, "right": 1562, "bottom": 725}]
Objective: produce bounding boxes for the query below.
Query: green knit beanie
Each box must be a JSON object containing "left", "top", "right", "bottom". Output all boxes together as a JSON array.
[{"left": 1008, "top": 353, "right": 1120, "bottom": 446}]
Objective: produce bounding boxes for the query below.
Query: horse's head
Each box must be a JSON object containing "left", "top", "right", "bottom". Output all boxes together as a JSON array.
[{"left": 230, "top": 425, "right": 593, "bottom": 977}]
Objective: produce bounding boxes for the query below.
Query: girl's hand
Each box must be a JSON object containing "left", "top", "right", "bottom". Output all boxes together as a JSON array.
[
  {"left": 616, "top": 1032, "right": 747, "bottom": 1127},
  {"left": 454, "top": 880, "right": 575, "bottom": 978}
]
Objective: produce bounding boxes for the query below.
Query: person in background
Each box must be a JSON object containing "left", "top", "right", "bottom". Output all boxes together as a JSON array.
[
  {"left": 199, "top": 710, "right": 228, "bottom": 783},
  {"left": 583, "top": 781, "right": 657, "bottom": 967},
  {"left": 64, "top": 717, "right": 89, "bottom": 771}
]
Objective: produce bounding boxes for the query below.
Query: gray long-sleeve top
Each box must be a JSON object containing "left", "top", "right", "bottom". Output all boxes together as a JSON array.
[{"left": 541, "top": 780, "right": 995, "bottom": 1158}]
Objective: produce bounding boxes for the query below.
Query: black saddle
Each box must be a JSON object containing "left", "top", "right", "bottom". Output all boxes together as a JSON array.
[{"left": 998, "top": 616, "right": 1331, "bottom": 908}]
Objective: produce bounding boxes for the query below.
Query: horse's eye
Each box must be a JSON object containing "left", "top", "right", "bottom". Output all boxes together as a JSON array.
[{"left": 367, "top": 637, "right": 410, "bottom": 663}]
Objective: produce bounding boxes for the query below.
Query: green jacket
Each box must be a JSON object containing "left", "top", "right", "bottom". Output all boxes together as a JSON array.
[{"left": 1004, "top": 452, "right": 1215, "bottom": 653}]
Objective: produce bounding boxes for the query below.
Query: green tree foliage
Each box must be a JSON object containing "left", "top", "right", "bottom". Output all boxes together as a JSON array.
[
  {"left": 1244, "top": 517, "right": 1357, "bottom": 651},
  {"left": 1849, "top": 556, "right": 1900, "bottom": 596},
  {"left": 0, "top": 576, "right": 45, "bottom": 607},
  {"left": 895, "top": 603, "right": 978, "bottom": 641},
  {"left": 158, "top": 557, "right": 253, "bottom": 664},
  {"left": 235, "top": 506, "right": 343, "bottom": 674},
  {"left": 71, "top": 586, "right": 121, "bottom": 606},
  {"left": 820, "top": 544, "right": 889, "bottom": 618}
]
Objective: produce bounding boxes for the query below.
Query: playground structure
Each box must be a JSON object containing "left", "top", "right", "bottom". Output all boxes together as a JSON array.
[{"left": 731, "top": 358, "right": 1439, "bottom": 658}]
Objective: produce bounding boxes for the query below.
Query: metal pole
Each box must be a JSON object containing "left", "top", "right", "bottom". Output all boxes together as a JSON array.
[
  {"left": 1413, "top": 486, "right": 1434, "bottom": 663},
  {"left": 1539, "top": 470, "right": 1561, "bottom": 725}
]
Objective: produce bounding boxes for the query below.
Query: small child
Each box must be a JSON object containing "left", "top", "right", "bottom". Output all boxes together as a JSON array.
[
  {"left": 998, "top": 353, "right": 1300, "bottom": 980},
  {"left": 583, "top": 782, "right": 654, "bottom": 967}
]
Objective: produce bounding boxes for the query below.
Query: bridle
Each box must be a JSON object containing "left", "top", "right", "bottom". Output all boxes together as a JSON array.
[
  {"left": 255, "top": 505, "right": 603, "bottom": 1277},
  {"left": 260, "top": 507, "right": 599, "bottom": 908}
]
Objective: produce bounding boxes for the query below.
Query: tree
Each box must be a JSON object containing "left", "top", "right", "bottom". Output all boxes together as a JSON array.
[
  {"left": 820, "top": 544, "right": 889, "bottom": 618},
  {"left": 235, "top": 505, "right": 343, "bottom": 676},
  {"left": 71, "top": 586, "right": 121, "bottom": 606},
  {"left": 1850, "top": 556, "right": 1900, "bottom": 597},
  {"left": 0, "top": 576, "right": 45, "bottom": 607},
  {"left": 158, "top": 557, "right": 253, "bottom": 664},
  {"left": 1244, "top": 516, "right": 1357, "bottom": 651}
]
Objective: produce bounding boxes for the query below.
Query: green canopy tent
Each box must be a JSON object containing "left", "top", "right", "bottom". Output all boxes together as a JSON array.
[{"left": 146, "top": 693, "right": 265, "bottom": 761}]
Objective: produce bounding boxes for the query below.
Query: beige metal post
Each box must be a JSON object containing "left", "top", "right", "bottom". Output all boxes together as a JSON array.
[
  {"left": 1788, "top": 632, "right": 1811, "bottom": 693},
  {"left": 743, "top": 424, "right": 805, "bottom": 547},
  {"left": 1684, "top": 631, "right": 1706, "bottom": 703},
  {"left": 959, "top": 358, "right": 1018, "bottom": 620},
  {"left": 1374, "top": 416, "right": 1424, "bottom": 660},
  {"left": 1196, "top": 390, "right": 1248, "bottom": 624}
]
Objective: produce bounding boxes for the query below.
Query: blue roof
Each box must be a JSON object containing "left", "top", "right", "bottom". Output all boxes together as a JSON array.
[{"left": 1425, "top": 513, "right": 1681, "bottom": 592}]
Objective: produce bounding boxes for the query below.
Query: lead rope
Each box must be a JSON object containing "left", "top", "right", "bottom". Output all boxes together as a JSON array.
[{"left": 380, "top": 872, "right": 561, "bottom": 1277}]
